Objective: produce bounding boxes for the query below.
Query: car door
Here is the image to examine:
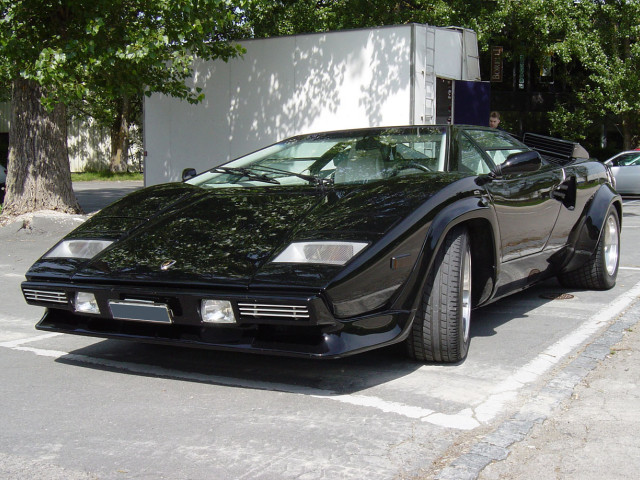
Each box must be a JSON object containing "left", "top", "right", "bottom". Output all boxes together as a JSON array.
[
  {"left": 457, "top": 129, "right": 564, "bottom": 262},
  {"left": 606, "top": 152, "right": 640, "bottom": 195}
]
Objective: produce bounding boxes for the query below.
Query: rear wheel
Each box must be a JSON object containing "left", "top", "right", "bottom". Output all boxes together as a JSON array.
[
  {"left": 406, "top": 225, "right": 472, "bottom": 363},
  {"left": 558, "top": 206, "right": 620, "bottom": 290}
]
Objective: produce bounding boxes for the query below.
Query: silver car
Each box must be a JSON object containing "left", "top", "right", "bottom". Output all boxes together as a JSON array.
[{"left": 605, "top": 150, "right": 640, "bottom": 195}]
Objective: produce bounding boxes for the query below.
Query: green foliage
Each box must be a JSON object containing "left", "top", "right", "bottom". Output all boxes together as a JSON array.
[
  {"left": 0, "top": 0, "right": 247, "bottom": 113},
  {"left": 243, "top": 0, "right": 639, "bottom": 150},
  {"left": 244, "top": 1, "right": 504, "bottom": 49},
  {"left": 551, "top": 0, "right": 640, "bottom": 148},
  {"left": 1, "top": 0, "right": 637, "bottom": 156}
]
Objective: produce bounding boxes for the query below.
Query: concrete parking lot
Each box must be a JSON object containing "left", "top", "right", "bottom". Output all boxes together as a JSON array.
[{"left": 0, "top": 184, "right": 639, "bottom": 479}]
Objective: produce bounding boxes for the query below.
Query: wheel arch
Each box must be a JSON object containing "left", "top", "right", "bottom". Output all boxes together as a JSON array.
[
  {"left": 561, "top": 184, "right": 622, "bottom": 274},
  {"left": 401, "top": 196, "right": 500, "bottom": 314}
]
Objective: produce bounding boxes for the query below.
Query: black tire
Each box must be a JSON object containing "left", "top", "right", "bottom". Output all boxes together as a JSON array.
[
  {"left": 558, "top": 206, "right": 620, "bottom": 290},
  {"left": 406, "top": 225, "right": 472, "bottom": 363}
]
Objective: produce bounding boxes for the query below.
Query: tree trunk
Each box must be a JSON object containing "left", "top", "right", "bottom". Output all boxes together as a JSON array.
[
  {"left": 622, "top": 111, "right": 634, "bottom": 151},
  {"left": 110, "top": 95, "right": 130, "bottom": 173},
  {"left": 621, "top": 37, "right": 635, "bottom": 151},
  {"left": 1, "top": 78, "right": 81, "bottom": 219}
]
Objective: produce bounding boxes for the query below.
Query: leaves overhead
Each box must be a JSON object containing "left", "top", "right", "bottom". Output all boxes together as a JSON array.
[
  {"left": 0, "top": 0, "right": 637, "bottom": 149},
  {"left": 243, "top": 0, "right": 639, "bottom": 148},
  {"left": 0, "top": 0, "right": 247, "bottom": 114}
]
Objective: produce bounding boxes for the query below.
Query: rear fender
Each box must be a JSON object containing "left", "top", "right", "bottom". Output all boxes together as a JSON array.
[{"left": 561, "top": 184, "right": 621, "bottom": 273}]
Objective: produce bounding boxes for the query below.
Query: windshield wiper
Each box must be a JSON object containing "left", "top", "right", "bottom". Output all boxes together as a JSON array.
[
  {"left": 251, "top": 165, "right": 334, "bottom": 187},
  {"left": 211, "top": 166, "right": 280, "bottom": 185}
]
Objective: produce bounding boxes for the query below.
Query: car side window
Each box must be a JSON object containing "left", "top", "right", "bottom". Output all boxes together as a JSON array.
[
  {"left": 464, "top": 129, "right": 529, "bottom": 168},
  {"left": 616, "top": 153, "right": 640, "bottom": 166},
  {"left": 457, "top": 134, "right": 492, "bottom": 175}
]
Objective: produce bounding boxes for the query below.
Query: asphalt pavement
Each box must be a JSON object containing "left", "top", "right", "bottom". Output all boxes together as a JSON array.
[
  {"left": 0, "top": 182, "right": 639, "bottom": 479},
  {"left": 72, "top": 180, "right": 143, "bottom": 213},
  {"left": 478, "top": 309, "right": 640, "bottom": 480}
]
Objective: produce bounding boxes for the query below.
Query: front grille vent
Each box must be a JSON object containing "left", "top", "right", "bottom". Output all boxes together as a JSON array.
[
  {"left": 238, "top": 303, "right": 309, "bottom": 320},
  {"left": 23, "top": 288, "right": 68, "bottom": 305}
]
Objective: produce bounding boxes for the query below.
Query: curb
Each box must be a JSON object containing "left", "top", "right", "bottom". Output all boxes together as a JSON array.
[{"left": 435, "top": 296, "right": 640, "bottom": 480}]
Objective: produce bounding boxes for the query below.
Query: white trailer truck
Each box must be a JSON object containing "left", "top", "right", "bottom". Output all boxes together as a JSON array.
[{"left": 143, "top": 24, "right": 486, "bottom": 185}]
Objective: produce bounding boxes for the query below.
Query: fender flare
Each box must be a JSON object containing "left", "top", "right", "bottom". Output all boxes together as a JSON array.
[
  {"left": 561, "top": 184, "right": 622, "bottom": 274},
  {"left": 394, "top": 195, "right": 500, "bottom": 316}
]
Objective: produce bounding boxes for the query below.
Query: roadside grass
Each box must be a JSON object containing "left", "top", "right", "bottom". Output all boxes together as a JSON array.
[{"left": 71, "top": 171, "right": 143, "bottom": 182}]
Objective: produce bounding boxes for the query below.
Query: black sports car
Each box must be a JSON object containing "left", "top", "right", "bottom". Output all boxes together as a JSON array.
[{"left": 22, "top": 126, "right": 621, "bottom": 363}]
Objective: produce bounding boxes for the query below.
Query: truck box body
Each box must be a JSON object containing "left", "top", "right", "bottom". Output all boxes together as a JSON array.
[{"left": 144, "top": 24, "right": 484, "bottom": 185}]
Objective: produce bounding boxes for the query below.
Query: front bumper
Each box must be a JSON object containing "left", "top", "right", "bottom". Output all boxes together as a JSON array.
[{"left": 23, "top": 281, "right": 413, "bottom": 358}]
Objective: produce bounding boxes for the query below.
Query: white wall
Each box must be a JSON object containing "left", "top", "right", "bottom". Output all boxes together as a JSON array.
[
  {"left": 144, "top": 25, "right": 416, "bottom": 185},
  {"left": 144, "top": 25, "right": 481, "bottom": 185},
  {"left": 1, "top": 102, "right": 142, "bottom": 172},
  {"left": 67, "top": 117, "right": 111, "bottom": 172}
]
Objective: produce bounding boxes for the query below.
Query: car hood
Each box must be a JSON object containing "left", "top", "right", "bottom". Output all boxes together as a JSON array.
[{"left": 29, "top": 175, "right": 465, "bottom": 289}]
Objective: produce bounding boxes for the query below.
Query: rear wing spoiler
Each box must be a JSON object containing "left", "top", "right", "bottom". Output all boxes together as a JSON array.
[{"left": 522, "top": 133, "right": 589, "bottom": 166}]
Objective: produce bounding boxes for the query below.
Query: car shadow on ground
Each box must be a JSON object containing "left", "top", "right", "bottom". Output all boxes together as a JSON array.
[
  {"left": 469, "top": 277, "right": 571, "bottom": 339},
  {"left": 53, "top": 280, "right": 573, "bottom": 396},
  {"left": 57, "top": 337, "right": 421, "bottom": 395}
]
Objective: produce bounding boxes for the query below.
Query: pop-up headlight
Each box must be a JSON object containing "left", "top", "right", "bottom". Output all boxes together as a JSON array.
[
  {"left": 44, "top": 239, "right": 113, "bottom": 259},
  {"left": 273, "top": 241, "right": 367, "bottom": 265}
]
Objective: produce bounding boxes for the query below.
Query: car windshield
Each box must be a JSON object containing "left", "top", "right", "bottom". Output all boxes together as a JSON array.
[{"left": 187, "top": 127, "right": 448, "bottom": 188}]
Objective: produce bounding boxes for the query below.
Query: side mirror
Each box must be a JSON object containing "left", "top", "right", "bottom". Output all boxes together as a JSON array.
[
  {"left": 182, "top": 168, "right": 197, "bottom": 182},
  {"left": 475, "top": 151, "right": 542, "bottom": 186},
  {"left": 494, "top": 151, "right": 542, "bottom": 177}
]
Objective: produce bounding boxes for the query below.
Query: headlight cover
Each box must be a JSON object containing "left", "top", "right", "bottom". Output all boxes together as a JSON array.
[
  {"left": 273, "top": 241, "right": 368, "bottom": 265},
  {"left": 44, "top": 239, "right": 114, "bottom": 259}
]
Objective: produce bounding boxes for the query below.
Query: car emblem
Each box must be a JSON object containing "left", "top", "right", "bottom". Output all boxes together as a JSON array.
[{"left": 160, "top": 260, "right": 177, "bottom": 271}]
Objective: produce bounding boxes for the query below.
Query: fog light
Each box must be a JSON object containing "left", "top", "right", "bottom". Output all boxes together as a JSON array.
[
  {"left": 201, "top": 300, "right": 236, "bottom": 324},
  {"left": 75, "top": 292, "right": 100, "bottom": 314}
]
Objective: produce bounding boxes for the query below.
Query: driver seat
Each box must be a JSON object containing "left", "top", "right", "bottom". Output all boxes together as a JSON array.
[{"left": 334, "top": 145, "right": 385, "bottom": 184}]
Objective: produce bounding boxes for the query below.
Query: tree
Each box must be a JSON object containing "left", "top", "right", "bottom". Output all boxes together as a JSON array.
[
  {"left": 0, "top": 0, "right": 246, "bottom": 219},
  {"left": 244, "top": 0, "right": 503, "bottom": 43},
  {"left": 71, "top": 88, "right": 143, "bottom": 174},
  {"left": 244, "top": 1, "right": 640, "bottom": 152},
  {"left": 549, "top": 0, "right": 640, "bottom": 150}
]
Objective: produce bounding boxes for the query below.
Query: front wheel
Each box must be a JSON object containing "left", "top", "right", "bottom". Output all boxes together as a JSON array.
[
  {"left": 406, "top": 225, "right": 472, "bottom": 363},
  {"left": 558, "top": 205, "right": 620, "bottom": 290}
]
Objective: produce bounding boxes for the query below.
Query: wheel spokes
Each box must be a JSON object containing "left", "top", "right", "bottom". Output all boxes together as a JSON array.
[
  {"left": 461, "top": 244, "right": 472, "bottom": 343},
  {"left": 604, "top": 214, "right": 619, "bottom": 276}
]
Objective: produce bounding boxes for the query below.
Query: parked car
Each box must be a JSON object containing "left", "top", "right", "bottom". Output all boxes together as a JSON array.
[
  {"left": 22, "top": 126, "right": 621, "bottom": 363},
  {"left": 604, "top": 150, "right": 640, "bottom": 195}
]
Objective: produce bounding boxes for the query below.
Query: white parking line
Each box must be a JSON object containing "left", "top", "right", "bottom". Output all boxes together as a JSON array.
[
  {"left": 2, "top": 280, "right": 640, "bottom": 431},
  {"left": 472, "top": 279, "right": 640, "bottom": 423},
  {"left": 0, "top": 332, "right": 61, "bottom": 348}
]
